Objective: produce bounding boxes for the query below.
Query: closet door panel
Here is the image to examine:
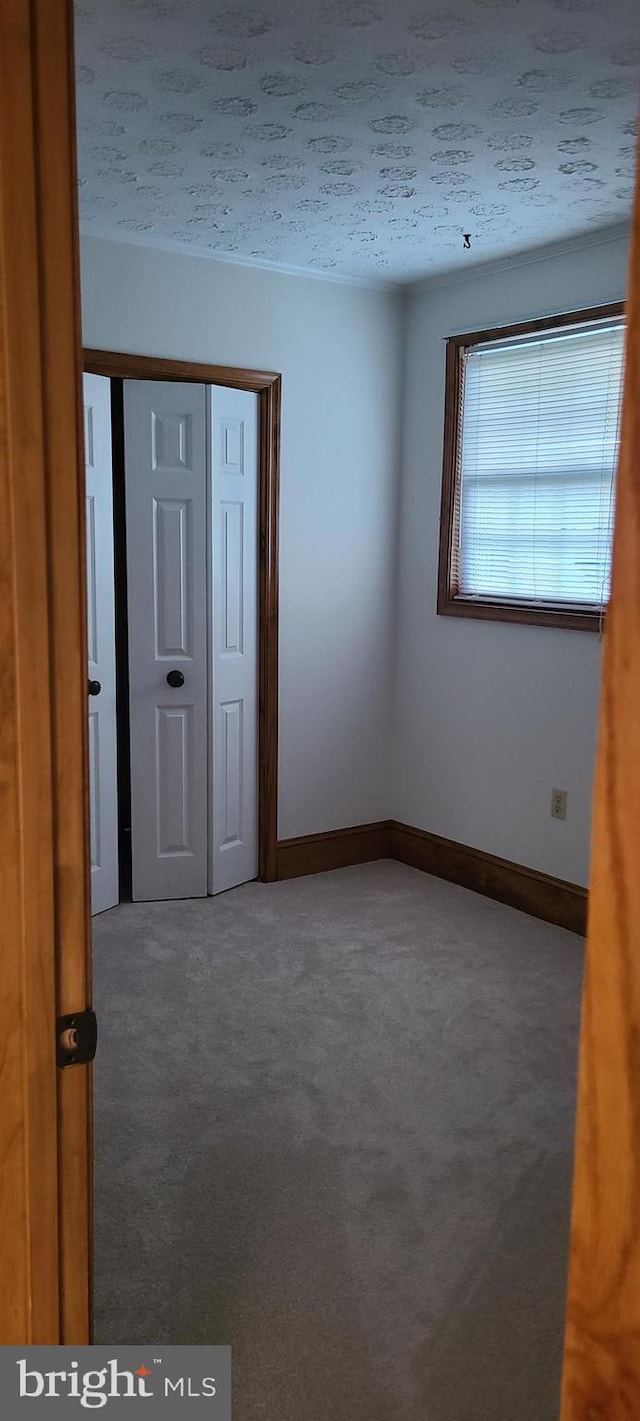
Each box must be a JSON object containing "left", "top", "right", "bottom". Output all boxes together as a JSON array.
[
  {"left": 84, "top": 372, "right": 118, "bottom": 915},
  {"left": 209, "top": 386, "right": 259, "bottom": 895},
  {"left": 124, "top": 380, "right": 208, "bottom": 901}
]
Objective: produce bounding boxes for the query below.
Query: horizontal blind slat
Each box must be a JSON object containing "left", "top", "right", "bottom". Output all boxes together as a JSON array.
[{"left": 457, "top": 320, "right": 623, "bottom": 608}]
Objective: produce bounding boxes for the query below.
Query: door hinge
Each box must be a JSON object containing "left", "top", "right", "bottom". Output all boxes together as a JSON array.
[{"left": 56, "top": 1009, "right": 98, "bottom": 1068}]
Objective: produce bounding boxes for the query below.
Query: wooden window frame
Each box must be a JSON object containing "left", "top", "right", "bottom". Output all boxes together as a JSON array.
[{"left": 437, "top": 301, "right": 626, "bottom": 633}]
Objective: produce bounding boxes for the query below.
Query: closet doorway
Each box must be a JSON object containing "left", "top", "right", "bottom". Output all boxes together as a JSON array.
[{"left": 83, "top": 351, "right": 281, "bottom": 910}]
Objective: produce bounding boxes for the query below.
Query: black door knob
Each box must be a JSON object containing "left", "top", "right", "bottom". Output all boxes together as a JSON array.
[
  {"left": 88, "top": 679, "right": 101, "bottom": 696},
  {"left": 166, "top": 669, "right": 185, "bottom": 688}
]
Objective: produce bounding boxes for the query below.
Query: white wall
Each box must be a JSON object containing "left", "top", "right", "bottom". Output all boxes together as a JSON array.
[
  {"left": 82, "top": 228, "right": 630, "bottom": 884},
  {"left": 392, "top": 231, "right": 630, "bottom": 887},
  {"left": 80, "top": 235, "right": 403, "bottom": 840}
]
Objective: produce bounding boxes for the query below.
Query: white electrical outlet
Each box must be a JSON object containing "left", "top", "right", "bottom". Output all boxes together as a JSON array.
[{"left": 551, "top": 788, "right": 568, "bottom": 821}]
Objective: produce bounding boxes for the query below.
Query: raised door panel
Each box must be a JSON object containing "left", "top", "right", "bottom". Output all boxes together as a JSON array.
[
  {"left": 124, "top": 380, "right": 207, "bottom": 901},
  {"left": 153, "top": 497, "right": 193, "bottom": 657},
  {"left": 221, "top": 502, "right": 244, "bottom": 656},
  {"left": 88, "top": 708, "right": 101, "bottom": 872},
  {"left": 86, "top": 488, "right": 97, "bottom": 667},
  {"left": 220, "top": 699, "right": 243, "bottom": 849},
  {"left": 156, "top": 705, "right": 193, "bottom": 856}
]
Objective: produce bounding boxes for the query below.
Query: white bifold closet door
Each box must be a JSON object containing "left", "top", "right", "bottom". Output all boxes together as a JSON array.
[
  {"left": 124, "top": 379, "right": 258, "bottom": 902},
  {"left": 209, "top": 385, "right": 258, "bottom": 896},
  {"left": 124, "top": 381, "right": 209, "bottom": 901},
  {"left": 84, "top": 373, "right": 119, "bottom": 916}
]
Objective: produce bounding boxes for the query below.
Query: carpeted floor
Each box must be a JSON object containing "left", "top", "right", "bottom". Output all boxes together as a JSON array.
[{"left": 92, "top": 860, "right": 583, "bottom": 1419}]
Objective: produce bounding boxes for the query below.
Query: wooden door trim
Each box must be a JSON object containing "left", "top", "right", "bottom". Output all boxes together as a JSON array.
[
  {"left": 0, "top": 0, "right": 60, "bottom": 1345},
  {"left": 35, "top": 0, "right": 93, "bottom": 1346},
  {"left": 84, "top": 349, "right": 281, "bottom": 883},
  {"left": 83, "top": 348, "right": 280, "bottom": 392},
  {"left": 0, "top": 0, "right": 90, "bottom": 1343}
]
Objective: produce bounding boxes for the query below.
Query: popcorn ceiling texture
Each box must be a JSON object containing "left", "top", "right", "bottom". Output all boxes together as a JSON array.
[{"left": 75, "top": 0, "right": 638, "bottom": 284}]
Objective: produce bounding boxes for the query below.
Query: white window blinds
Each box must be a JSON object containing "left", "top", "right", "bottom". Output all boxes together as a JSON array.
[{"left": 457, "top": 319, "right": 625, "bottom": 608}]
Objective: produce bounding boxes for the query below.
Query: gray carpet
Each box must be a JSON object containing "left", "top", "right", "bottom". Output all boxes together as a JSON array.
[{"left": 92, "top": 860, "right": 583, "bottom": 1419}]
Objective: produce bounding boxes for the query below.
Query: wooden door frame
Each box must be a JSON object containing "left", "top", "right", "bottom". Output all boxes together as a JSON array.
[
  {"left": 83, "top": 349, "right": 281, "bottom": 886},
  {"left": 0, "top": 0, "right": 91, "bottom": 1342}
]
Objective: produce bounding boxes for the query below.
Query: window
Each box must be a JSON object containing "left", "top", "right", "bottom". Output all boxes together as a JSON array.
[{"left": 437, "top": 303, "right": 626, "bottom": 631}]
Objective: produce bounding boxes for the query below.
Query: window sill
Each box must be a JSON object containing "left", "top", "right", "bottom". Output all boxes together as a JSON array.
[{"left": 437, "top": 592, "right": 604, "bottom": 633}]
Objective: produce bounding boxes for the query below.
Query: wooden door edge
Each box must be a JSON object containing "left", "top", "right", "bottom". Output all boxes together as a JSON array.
[
  {"left": 0, "top": 0, "right": 91, "bottom": 1344},
  {"left": 33, "top": 0, "right": 93, "bottom": 1345},
  {"left": 560, "top": 151, "right": 640, "bottom": 1415}
]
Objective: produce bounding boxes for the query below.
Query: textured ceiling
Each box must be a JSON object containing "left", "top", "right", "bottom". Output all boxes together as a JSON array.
[{"left": 74, "top": 0, "right": 638, "bottom": 285}]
